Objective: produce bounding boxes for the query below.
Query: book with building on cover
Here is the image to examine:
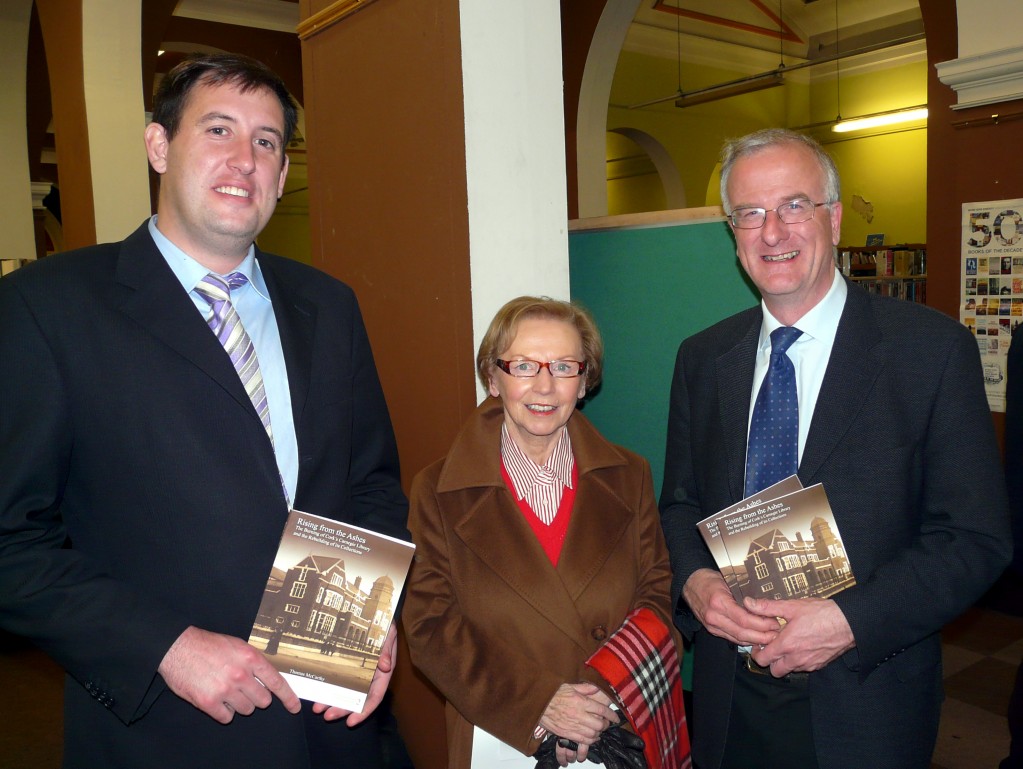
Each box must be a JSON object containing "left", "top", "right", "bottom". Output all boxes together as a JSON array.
[
  {"left": 247, "top": 509, "right": 415, "bottom": 712},
  {"left": 715, "top": 484, "right": 855, "bottom": 602},
  {"left": 696, "top": 475, "right": 804, "bottom": 602}
]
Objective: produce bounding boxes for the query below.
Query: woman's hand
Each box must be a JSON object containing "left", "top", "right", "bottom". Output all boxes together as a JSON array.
[{"left": 539, "top": 682, "right": 619, "bottom": 763}]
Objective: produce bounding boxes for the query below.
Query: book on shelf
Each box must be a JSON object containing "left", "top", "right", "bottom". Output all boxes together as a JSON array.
[
  {"left": 893, "top": 247, "right": 926, "bottom": 277},
  {"left": 876, "top": 248, "right": 894, "bottom": 276},
  {"left": 857, "top": 277, "right": 927, "bottom": 303},
  {"left": 844, "top": 249, "right": 880, "bottom": 277},
  {"left": 893, "top": 249, "right": 913, "bottom": 276},
  {"left": 697, "top": 481, "right": 856, "bottom": 603},
  {"left": 839, "top": 245, "right": 928, "bottom": 306},
  {"left": 248, "top": 509, "right": 415, "bottom": 711}
]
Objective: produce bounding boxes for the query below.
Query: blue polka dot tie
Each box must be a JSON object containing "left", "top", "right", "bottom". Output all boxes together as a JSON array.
[{"left": 744, "top": 326, "right": 802, "bottom": 497}]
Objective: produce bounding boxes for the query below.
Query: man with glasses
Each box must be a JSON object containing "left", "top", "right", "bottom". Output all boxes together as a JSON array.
[{"left": 660, "top": 128, "right": 1010, "bottom": 769}]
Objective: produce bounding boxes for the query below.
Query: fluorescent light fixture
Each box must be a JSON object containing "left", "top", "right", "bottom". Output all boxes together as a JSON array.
[
  {"left": 675, "top": 73, "right": 785, "bottom": 109},
  {"left": 833, "top": 107, "right": 928, "bottom": 133}
]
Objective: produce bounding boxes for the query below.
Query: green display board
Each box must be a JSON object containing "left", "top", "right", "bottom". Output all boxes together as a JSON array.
[
  {"left": 570, "top": 214, "right": 760, "bottom": 692},
  {"left": 569, "top": 217, "right": 760, "bottom": 494}
]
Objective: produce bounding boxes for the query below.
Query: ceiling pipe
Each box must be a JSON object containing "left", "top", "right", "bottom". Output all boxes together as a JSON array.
[
  {"left": 674, "top": 72, "right": 785, "bottom": 108},
  {"left": 628, "top": 31, "right": 925, "bottom": 110}
]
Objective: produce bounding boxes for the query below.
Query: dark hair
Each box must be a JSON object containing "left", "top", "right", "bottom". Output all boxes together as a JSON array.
[
  {"left": 152, "top": 52, "right": 298, "bottom": 150},
  {"left": 476, "top": 296, "right": 604, "bottom": 393}
]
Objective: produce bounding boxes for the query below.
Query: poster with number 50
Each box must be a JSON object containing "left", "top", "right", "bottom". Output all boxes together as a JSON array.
[{"left": 961, "top": 199, "right": 1023, "bottom": 412}]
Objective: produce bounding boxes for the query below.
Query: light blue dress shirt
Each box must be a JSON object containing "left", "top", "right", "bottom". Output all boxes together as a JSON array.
[{"left": 148, "top": 216, "right": 299, "bottom": 506}]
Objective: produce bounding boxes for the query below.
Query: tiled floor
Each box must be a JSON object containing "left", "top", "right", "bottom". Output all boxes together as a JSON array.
[
  {"left": 934, "top": 605, "right": 1022, "bottom": 768},
  {"left": 932, "top": 569, "right": 1023, "bottom": 769},
  {"left": 3, "top": 577, "right": 1021, "bottom": 769}
]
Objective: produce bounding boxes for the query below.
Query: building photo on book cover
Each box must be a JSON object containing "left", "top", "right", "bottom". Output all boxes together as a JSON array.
[
  {"left": 710, "top": 483, "right": 855, "bottom": 603},
  {"left": 248, "top": 509, "right": 415, "bottom": 712},
  {"left": 696, "top": 475, "right": 805, "bottom": 603}
]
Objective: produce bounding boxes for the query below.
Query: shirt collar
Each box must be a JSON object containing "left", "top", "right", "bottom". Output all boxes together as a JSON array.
[
  {"left": 759, "top": 267, "right": 847, "bottom": 351},
  {"left": 500, "top": 422, "right": 575, "bottom": 499},
  {"left": 148, "top": 215, "right": 269, "bottom": 301}
]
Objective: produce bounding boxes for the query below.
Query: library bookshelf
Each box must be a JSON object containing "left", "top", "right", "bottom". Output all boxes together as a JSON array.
[{"left": 839, "top": 244, "right": 927, "bottom": 303}]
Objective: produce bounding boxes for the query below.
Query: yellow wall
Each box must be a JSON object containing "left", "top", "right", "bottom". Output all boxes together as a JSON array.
[
  {"left": 607, "top": 50, "right": 928, "bottom": 246},
  {"left": 258, "top": 210, "right": 312, "bottom": 265},
  {"left": 608, "top": 50, "right": 789, "bottom": 209},
  {"left": 812, "top": 61, "right": 928, "bottom": 247},
  {"left": 255, "top": 153, "right": 312, "bottom": 264},
  {"left": 606, "top": 131, "right": 665, "bottom": 215},
  {"left": 827, "top": 128, "right": 927, "bottom": 246}
]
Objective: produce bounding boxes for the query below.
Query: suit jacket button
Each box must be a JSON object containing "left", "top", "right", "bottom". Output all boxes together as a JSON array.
[{"left": 591, "top": 625, "right": 607, "bottom": 641}]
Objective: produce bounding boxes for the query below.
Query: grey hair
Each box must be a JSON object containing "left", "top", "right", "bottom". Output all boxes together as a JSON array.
[{"left": 719, "top": 128, "right": 841, "bottom": 213}]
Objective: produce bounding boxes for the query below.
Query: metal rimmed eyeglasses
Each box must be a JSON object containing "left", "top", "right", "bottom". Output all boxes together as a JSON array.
[{"left": 728, "top": 198, "right": 832, "bottom": 229}]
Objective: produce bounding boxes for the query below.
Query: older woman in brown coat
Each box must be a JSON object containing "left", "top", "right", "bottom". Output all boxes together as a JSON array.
[{"left": 404, "top": 297, "right": 684, "bottom": 769}]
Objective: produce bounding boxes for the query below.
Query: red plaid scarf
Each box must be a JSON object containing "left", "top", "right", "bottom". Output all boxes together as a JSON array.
[{"left": 585, "top": 608, "right": 691, "bottom": 769}]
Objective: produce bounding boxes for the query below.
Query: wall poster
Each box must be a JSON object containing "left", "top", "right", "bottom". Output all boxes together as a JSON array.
[{"left": 961, "top": 198, "right": 1023, "bottom": 413}]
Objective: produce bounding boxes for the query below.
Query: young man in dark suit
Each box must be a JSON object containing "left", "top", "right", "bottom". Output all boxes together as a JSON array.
[
  {"left": 0, "top": 53, "right": 408, "bottom": 768},
  {"left": 660, "top": 128, "right": 1010, "bottom": 769}
]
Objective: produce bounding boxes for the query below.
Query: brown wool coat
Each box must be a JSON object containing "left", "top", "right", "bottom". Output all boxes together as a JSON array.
[{"left": 404, "top": 397, "right": 677, "bottom": 769}]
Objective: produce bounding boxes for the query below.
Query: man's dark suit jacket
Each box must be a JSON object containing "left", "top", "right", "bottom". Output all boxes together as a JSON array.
[
  {"left": 1007, "top": 324, "right": 1023, "bottom": 571},
  {"left": 0, "top": 223, "right": 409, "bottom": 768},
  {"left": 660, "top": 278, "right": 1011, "bottom": 769}
]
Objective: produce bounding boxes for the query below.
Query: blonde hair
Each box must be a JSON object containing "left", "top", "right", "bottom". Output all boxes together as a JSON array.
[{"left": 476, "top": 296, "right": 603, "bottom": 393}]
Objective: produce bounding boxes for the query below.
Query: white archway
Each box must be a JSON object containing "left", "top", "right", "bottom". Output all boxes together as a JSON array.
[
  {"left": 576, "top": 0, "right": 642, "bottom": 218},
  {"left": 608, "top": 126, "right": 687, "bottom": 210}
]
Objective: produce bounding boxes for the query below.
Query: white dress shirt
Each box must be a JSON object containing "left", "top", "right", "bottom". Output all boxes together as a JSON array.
[{"left": 747, "top": 268, "right": 848, "bottom": 465}]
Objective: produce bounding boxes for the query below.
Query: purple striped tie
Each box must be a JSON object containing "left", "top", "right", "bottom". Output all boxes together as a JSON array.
[{"left": 195, "top": 272, "right": 274, "bottom": 443}]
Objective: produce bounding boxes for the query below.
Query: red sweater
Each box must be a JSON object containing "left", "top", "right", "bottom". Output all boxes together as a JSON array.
[{"left": 501, "top": 461, "right": 578, "bottom": 566}]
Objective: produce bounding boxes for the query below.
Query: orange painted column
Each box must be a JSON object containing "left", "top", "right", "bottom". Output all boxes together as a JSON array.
[
  {"left": 298, "top": 2, "right": 470, "bottom": 766},
  {"left": 35, "top": 0, "right": 150, "bottom": 250},
  {"left": 34, "top": 0, "right": 96, "bottom": 250},
  {"left": 0, "top": 0, "right": 36, "bottom": 265}
]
